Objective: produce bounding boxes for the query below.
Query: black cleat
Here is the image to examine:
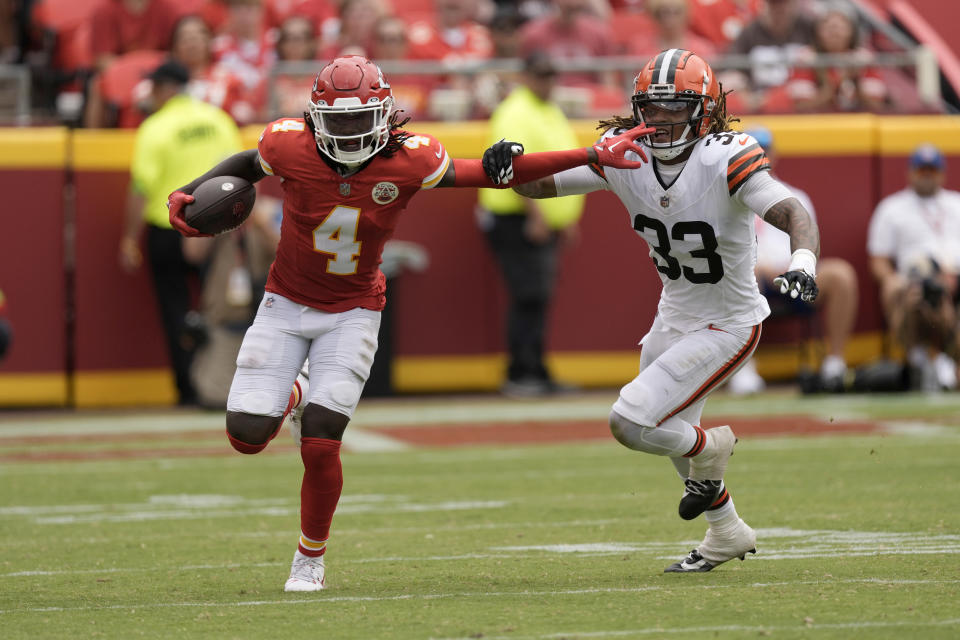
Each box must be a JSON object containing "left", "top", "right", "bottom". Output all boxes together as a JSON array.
[
  {"left": 663, "top": 547, "right": 756, "bottom": 573},
  {"left": 678, "top": 478, "right": 722, "bottom": 520},
  {"left": 664, "top": 549, "right": 716, "bottom": 572}
]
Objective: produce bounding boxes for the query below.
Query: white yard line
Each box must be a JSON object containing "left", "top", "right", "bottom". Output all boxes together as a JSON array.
[{"left": 2, "top": 580, "right": 959, "bottom": 615}]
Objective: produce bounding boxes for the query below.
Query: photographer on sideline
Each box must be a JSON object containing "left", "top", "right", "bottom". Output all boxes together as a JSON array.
[{"left": 867, "top": 144, "right": 960, "bottom": 391}]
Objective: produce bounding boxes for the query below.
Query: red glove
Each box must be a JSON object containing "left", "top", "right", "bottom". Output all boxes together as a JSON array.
[
  {"left": 167, "top": 191, "right": 210, "bottom": 238},
  {"left": 592, "top": 125, "right": 656, "bottom": 168}
]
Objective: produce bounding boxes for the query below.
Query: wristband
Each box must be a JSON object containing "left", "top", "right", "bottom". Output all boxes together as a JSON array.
[{"left": 788, "top": 248, "right": 817, "bottom": 277}]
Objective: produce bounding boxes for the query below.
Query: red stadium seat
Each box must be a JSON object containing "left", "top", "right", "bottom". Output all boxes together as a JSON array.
[
  {"left": 96, "top": 50, "right": 168, "bottom": 127},
  {"left": 32, "top": 0, "right": 104, "bottom": 71}
]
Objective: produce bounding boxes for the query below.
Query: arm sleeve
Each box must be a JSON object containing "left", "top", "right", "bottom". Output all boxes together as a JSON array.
[
  {"left": 554, "top": 165, "right": 609, "bottom": 196},
  {"left": 734, "top": 171, "right": 797, "bottom": 219},
  {"left": 451, "top": 148, "right": 592, "bottom": 188}
]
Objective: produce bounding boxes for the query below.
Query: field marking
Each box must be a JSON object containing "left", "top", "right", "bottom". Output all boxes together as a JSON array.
[
  {"left": 438, "top": 618, "right": 960, "bottom": 640},
  {"left": 2, "top": 580, "right": 960, "bottom": 616},
  {"left": 0, "top": 493, "right": 508, "bottom": 525},
  {"left": 6, "top": 527, "right": 960, "bottom": 578}
]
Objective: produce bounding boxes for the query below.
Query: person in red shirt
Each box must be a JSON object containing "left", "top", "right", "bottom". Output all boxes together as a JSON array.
[
  {"left": 625, "top": 0, "right": 717, "bottom": 60},
  {"left": 786, "top": 1, "right": 887, "bottom": 113},
  {"left": 90, "top": 0, "right": 182, "bottom": 71},
  {"left": 519, "top": 0, "right": 617, "bottom": 89},
  {"left": 406, "top": 0, "right": 493, "bottom": 62},
  {"left": 687, "top": 0, "right": 761, "bottom": 49},
  {"left": 210, "top": 0, "right": 275, "bottom": 91},
  {"left": 166, "top": 55, "right": 653, "bottom": 592}
]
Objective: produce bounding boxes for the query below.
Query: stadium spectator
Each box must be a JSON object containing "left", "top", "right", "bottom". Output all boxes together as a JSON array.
[
  {"left": 164, "top": 54, "right": 647, "bottom": 591},
  {"left": 867, "top": 144, "right": 960, "bottom": 391},
  {"left": 210, "top": 0, "right": 274, "bottom": 91},
  {"left": 0, "top": 0, "right": 24, "bottom": 64},
  {"left": 491, "top": 49, "right": 823, "bottom": 572},
  {"left": 406, "top": 0, "right": 493, "bottom": 62},
  {"left": 119, "top": 59, "right": 243, "bottom": 406},
  {"left": 478, "top": 52, "right": 584, "bottom": 397},
  {"left": 318, "top": 0, "right": 389, "bottom": 60},
  {"left": 472, "top": 6, "right": 528, "bottom": 115},
  {"left": 519, "top": 0, "right": 617, "bottom": 89},
  {"left": 722, "top": 0, "right": 815, "bottom": 113},
  {"left": 786, "top": 1, "right": 887, "bottom": 113},
  {"left": 90, "top": 0, "right": 182, "bottom": 72},
  {"left": 368, "top": 15, "right": 437, "bottom": 119},
  {"left": 259, "top": 14, "right": 320, "bottom": 120},
  {"left": 170, "top": 15, "right": 257, "bottom": 124},
  {"left": 687, "top": 0, "right": 761, "bottom": 49},
  {"left": 726, "top": 127, "right": 858, "bottom": 394},
  {"left": 624, "top": 0, "right": 716, "bottom": 60}
]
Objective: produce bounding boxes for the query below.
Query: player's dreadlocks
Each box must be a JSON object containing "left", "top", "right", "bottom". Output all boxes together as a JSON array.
[
  {"left": 302, "top": 109, "right": 413, "bottom": 159},
  {"left": 597, "top": 84, "right": 738, "bottom": 135}
]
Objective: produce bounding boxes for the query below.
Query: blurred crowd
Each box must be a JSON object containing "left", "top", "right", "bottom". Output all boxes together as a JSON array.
[{"left": 0, "top": 0, "right": 939, "bottom": 127}]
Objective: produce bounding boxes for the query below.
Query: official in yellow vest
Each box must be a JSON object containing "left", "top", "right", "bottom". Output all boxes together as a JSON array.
[
  {"left": 118, "top": 59, "right": 243, "bottom": 405},
  {"left": 478, "top": 52, "right": 585, "bottom": 397}
]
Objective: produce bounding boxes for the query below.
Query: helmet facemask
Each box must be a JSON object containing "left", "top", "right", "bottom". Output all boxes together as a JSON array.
[
  {"left": 308, "top": 95, "right": 394, "bottom": 167},
  {"left": 631, "top": 84, "right": 714, "bottom": 161}
]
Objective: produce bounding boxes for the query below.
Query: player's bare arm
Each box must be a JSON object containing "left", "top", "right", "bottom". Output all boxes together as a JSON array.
[
  {"left": 177, "top": 149, "right": 268, "bottom": 195},
  {"left": 763, "top": 196, "right": 820, "bottom": 256},
  {"left": 511, "top": 177, "right": 557, "bottom": 199},
  {"left": 764, "top": 197, "right": 821, "bottom": 302}
]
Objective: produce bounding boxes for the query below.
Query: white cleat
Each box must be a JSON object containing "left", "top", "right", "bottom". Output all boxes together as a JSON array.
[
  {"left": 665, "top": 517, "right": 757, "bottom": 573},
  {"left": 689, "top": 425, "right": 736, "bottom": 482},
  {"left": 284, "top": 550, "right": 326, "bottom": 592}
]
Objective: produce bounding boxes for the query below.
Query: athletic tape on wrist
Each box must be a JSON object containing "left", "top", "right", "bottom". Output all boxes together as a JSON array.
[{"left": 788, "top": 248, "right": 817, "bottom": 277}]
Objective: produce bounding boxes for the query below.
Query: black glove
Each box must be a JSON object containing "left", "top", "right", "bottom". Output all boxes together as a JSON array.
[
  {"left": 773, "top": 270, "right": 819, "bottom": 303},
  {"left": 482, "top": 138, "right": 524, "bottom": 185}
]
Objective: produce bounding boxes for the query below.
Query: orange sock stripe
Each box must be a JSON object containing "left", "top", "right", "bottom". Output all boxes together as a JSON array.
[
  {"left": 683, "top": 425, "right": 706, "bottom": 457},
  {"left": 707, "top": 488, "right": 730, "bottom": 510},
  {"left": 660, "top": 324, "right": 761, "bottom": 425}
]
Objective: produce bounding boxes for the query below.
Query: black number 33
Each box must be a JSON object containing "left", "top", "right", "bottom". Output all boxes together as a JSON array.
[{"left": 633, "top": 215, "right": 724, "bottom": 284}]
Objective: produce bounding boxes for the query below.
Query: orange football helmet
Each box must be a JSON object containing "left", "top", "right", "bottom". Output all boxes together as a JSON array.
[
  {"left": 308, "top": 56, "right": 395, "bottom": 166},
  {"left": 631, "top": 49, "right": 719, "bottom": 160}
]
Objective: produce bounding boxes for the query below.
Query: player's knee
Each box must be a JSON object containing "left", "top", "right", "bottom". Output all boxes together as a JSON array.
[
  {"left": 609, "top": 410, "right": 652, "bottom": 448},
  {"left": 300, "top": 403, "right": 351, "bottom": 441},
  {"left": 226, "top": 411, "right": 283, "bottom": 454}
]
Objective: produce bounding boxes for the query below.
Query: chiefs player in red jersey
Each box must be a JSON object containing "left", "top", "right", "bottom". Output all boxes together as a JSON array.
[{"left": 167, "top": 55, "right": 652, "bottom": 592}]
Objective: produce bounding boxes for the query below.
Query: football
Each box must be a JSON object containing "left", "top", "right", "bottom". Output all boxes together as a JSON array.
[{"left": 183, "top": 175, "right": 256, "bottom": 235}]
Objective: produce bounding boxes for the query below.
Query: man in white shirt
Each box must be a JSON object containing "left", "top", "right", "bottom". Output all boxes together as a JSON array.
[
  {"left": 867, "top": 144, "right": 960, "bottom": 390},
  {"left": 727, "top": 127, "right": 859, "bottom": 394}
]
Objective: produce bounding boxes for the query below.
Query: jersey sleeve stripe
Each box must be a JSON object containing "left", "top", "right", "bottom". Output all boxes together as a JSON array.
[
  {"left": 258, "top": 154, "right": 274, "bottom": 176},
  {"left": 728, "top": 157, "right": 771, "bottom": 194},
  {"left": 588, "top": 162, "right": 607, "bottom": 180},
  {"left": 727, "top": 144, "right": 762, "bottom": 174},
  {"left": 421, "top": 151, "right": 450, "bottom": 189}
]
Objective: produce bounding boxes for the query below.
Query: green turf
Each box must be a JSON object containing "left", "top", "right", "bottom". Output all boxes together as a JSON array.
[{"left": 1, "top": 392, "right": 959, "bottom": 639}]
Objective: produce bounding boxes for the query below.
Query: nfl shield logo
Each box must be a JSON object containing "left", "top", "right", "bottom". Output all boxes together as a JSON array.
[
  {"left": 339, "top": 183, "right": 351, "bottom": 196},
  {"left": 660, "top": 194, "right": 670, "bottom": 208}
]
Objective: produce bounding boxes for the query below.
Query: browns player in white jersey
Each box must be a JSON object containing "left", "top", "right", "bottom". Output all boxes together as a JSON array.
[
  {"left": 485, "top": 49, "right": 821, "bottom": 572},
  {"left": 165, "top": 55, "right": 652, "bottom": 591}
]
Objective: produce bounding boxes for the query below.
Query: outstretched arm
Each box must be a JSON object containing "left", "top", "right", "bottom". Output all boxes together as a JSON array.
[{"left": 436, "top": 125, "right": 654, "bottom": 188}]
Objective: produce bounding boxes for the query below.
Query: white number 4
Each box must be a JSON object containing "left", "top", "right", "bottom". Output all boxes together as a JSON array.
[{"left": 313, "top": 206, "right": 362, "bottom": 275}]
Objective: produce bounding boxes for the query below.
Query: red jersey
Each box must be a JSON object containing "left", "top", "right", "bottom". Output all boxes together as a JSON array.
[{"left": 257, "top": 118, "right": 450, "bottom": 312}]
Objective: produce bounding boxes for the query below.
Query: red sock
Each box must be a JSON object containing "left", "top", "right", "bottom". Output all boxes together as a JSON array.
[{"left": 298, "top": 437, "right": 343, "bottom": 557}]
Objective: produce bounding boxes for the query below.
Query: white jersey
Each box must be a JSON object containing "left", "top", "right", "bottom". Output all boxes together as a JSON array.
[
  {"left": 563, "top": 131, "right": 781, "bottom": 332},
  {"left": 867, "top": 187, "right": 960, "bottom": 275}
]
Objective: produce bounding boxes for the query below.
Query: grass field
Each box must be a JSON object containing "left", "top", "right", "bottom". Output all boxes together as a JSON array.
[{"left": 1, "top": 389, "right": 959, "bottom": 639}]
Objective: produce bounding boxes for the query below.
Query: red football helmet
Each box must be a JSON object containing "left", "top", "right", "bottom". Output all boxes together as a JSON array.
[
  {"left": 308, "top": 56, "right": 395, "bottom": 166},
  {"left": 631, "top": 49, "right": 719, "bottom": 160}
]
